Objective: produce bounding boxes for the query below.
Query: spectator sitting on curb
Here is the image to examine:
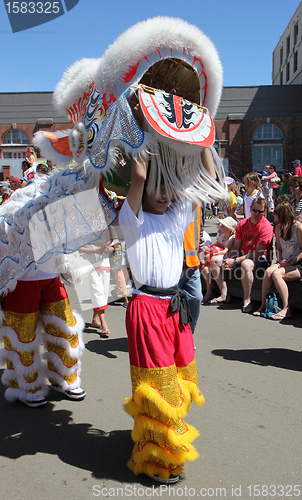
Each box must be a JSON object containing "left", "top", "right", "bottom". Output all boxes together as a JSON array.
[
  {"left": 201, "top": 216, "right": 237, "bottom": 304},
  {"left": 288, "top": 176, "right": 302, "bottom": 222},
  {"left": 223, "top": 197, "right": 273, "bottom": 313},
  {"left": 253, "top": 201, "right": 302, "bottom": 321}
]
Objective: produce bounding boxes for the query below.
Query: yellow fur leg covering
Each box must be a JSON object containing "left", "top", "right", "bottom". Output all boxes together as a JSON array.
[{"left": 124, "top": 363, "right": 204, "bottom": 480}]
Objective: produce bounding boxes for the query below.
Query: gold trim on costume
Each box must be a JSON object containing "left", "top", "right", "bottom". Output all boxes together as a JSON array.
[
  {"left": 47, "top": 343, "right": 77, "bottom": 368},
  {"left": 7, "top": 359, "right": 14, "bottom": 370},
  {"left": 9, "top": 379, "right": 19, "bottom": 388},
  {"left": 48, "top": 361, "right": 78, "bottom": 385},
  {"left": 20, "top": 351, "right": 35, "bottom": 367},
  {"left": 24, "top": 370, "right": 38, "bottom": 383},
  {"left": 4, "top": 337, "right": 12, "bottom": 350},
  {"left": 4, "top": 337, "right": 34, "bottom": 366},
  {"left": 41, "top": 299, "right": 76, "bottom": 326},
  {"left": 137, "top": 426, "right": 186, "bottom": 453},
  {"left": 130, "top": 364, "right": 183, "bottom": 407},
  {"left": 3, "top": 311, "right": 38, "bottom": 343},
  {"left": 44, "top": 326, "right": 79, "bottom": 348},
  {"left": 177, "top": 359, "right": 199, "bottom": 387}
]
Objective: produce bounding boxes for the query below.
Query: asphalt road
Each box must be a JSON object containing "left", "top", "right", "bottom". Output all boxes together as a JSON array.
[{"left": 0, "top": 217, "right": 301, "bottom": 500}]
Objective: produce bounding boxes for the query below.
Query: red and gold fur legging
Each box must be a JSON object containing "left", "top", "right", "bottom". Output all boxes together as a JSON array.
[
  {"left": 124, "top": 294, "right": 204, "bottom": 481},
  {"left": 0, "top": 277, "right": 85, "bottom": 404}
]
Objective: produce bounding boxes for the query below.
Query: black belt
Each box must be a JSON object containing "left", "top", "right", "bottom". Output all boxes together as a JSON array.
[{"left": 138, "top": 284, "right": 192, "bottom": 325}]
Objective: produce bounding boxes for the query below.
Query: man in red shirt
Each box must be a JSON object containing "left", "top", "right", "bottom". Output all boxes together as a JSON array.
[
  {"left": 223, "top": 197, "right": 273, "bottom": 313},
  {"left": 292, "top": 159, "right": 302, "bottom": 177}
]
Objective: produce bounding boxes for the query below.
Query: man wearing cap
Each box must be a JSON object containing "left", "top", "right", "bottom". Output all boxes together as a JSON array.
[
  {"left": 292, "top": 160, "right": 302, "bottom": 177},
  {"left": 9, "top": 177, "right": 21, "bottom": 192},
  {"left": 218, "top": 176, "right": 237, "bottom": 220}
]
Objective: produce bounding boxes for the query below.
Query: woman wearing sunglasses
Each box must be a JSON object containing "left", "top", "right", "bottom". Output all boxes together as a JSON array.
[
  {"left": 288, "top": 176, "right": 302, "bottom": 222},
  {"left": 253, "top": 201, "right": 302, "bottom": 320}
]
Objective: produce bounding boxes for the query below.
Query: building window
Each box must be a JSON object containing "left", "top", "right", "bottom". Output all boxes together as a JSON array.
[
  {"left": 253, "top": 123, "right": 282, "bottom": 141},
  {"left": 252, "top": 124, "right": 283, "bottom": 169},
  {"left": 2, "top": 129, "right": 29, "bottom": 145},
  {"left": 294, "top": 51, "right": 298, "bottom": 73},
  {"left": 280, "top": 71, "right": 283, "bottom": 85},
  {"left": 286, "top": 35, "right": 290, "bottom": 57},
  {"left": 252, "top": 145, "right": 283, "bottom": 169},
  {"left": 280, "top": 46, "right": 283, "bottom": 66},
  {"left": 2, "top": 151, "right": 26, "bottom": 160},
  {"left": 294, "top": 23, "right": 298, "bottom": 45},
  {"left": 286, "top": 62, "right": 290, "bottom": 81}
]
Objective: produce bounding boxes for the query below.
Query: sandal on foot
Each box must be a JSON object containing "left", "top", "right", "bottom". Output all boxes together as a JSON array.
[
  {"left": 209, "top": 297, "right": 231, "bottom": 305},
  {"left": 100, "top": 328, "right": 110, "bottom": 335},
  {"left": 202, "top": 297, "right": 213, "bottom": 304},
  {"left": 242, "top": 303, "right": 253, "bottom": 313},
  {"left": 91, "top": 322, "right": 102, "bottom": 328},
  {"left": 271, "top": 312, "right": 292, "bottom": 321},
  {"left": 253, "top": 309, "right": 264, "bottom": 317}
]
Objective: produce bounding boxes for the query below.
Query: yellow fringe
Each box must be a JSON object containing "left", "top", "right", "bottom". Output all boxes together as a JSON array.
[
  {"left": 127, "top": 440, "right": 199, "bottom": 479},
  {"left": 182, "top": 379, "right": 205, "bottom": 406},
  {"left": 131, "top": 414, "right": 200, "bottom": 447},
  {"left": 124, "top": 370, "right": 204, "bottom": 479},
  {"left": 132, "top": 441, "right": 200, "bottom": 466},
  {"left": 124, "top": 377, "right": 204, "bottom": 421},
  {"left": 128, "top": 457, "right": 183, "bottom": 480}
]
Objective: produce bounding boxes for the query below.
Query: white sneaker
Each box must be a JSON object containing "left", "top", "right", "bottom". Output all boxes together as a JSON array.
[
  {"left": 24, "top": 393, "right": 47, "bottom": 408},
  {"left": 51, "top": 384, "right": 86, "bottom": 400}
]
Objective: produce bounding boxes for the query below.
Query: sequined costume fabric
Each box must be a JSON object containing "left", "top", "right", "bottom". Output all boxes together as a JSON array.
[
  {"left": 0, "top": 277, "right": 85, "bottom": 404},
  {"left": 89, "top": 92, "right": 144, "bottom": 169},
  {"left": 123, "top": 294, "right": 204, "bottom": 481}
]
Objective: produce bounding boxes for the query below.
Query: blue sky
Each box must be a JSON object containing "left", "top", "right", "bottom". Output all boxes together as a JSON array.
[{"left": 0, "top": 0, "right": 300, "bottom": 93}]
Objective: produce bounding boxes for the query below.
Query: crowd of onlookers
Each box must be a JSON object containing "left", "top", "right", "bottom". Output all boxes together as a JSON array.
[
  {"left": 1, "top": 151, "right": 301, "bottom": 324},
  {"left": 202, "top": 159, "right": 302, "bottom": 321},
  {"left": 0, "top": 148, "right": 56, "bottom": 204}
]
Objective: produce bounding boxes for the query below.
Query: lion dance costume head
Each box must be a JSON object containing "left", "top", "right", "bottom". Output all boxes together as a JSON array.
[
  {"left": 0, "top": 17, "right": 227, "bottom": 295},
  {"left": 34, "top": 16, "right": 227, "bottom": 201}
]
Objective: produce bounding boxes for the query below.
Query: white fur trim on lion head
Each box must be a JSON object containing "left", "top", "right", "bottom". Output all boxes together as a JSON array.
[
  {"left": 95, "top": 16, "right": 223, "bottom": 118},
  {"left": 53, "top": 58, "right": 100, "bottom": 115}
]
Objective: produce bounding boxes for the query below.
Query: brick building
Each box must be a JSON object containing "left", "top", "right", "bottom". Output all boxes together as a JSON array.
[
  {"left": 0, "top": 92, "right": 70, "bottom": 180},
  {"left": 215, "top": 85, "right": 302, "bottom": 180},
  {"left": 0, "top": 86, "right": 302, "bottom": 182}
]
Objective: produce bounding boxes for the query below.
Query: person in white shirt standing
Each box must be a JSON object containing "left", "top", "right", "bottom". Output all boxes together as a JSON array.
[{"left": 118, "top": 150, "right": 213, "bottom": 484}]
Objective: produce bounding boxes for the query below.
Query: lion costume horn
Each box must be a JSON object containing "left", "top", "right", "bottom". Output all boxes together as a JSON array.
[{"left": 34, "top": 16, "right": 227, "bottom": 203}]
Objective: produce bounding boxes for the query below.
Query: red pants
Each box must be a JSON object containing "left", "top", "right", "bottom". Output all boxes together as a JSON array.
[
  {"left": 124, "top": 294, "right": 204, "bottom": 480},
  {"left": 0, "top": 278, "right": 85, "bottom": 404}
]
